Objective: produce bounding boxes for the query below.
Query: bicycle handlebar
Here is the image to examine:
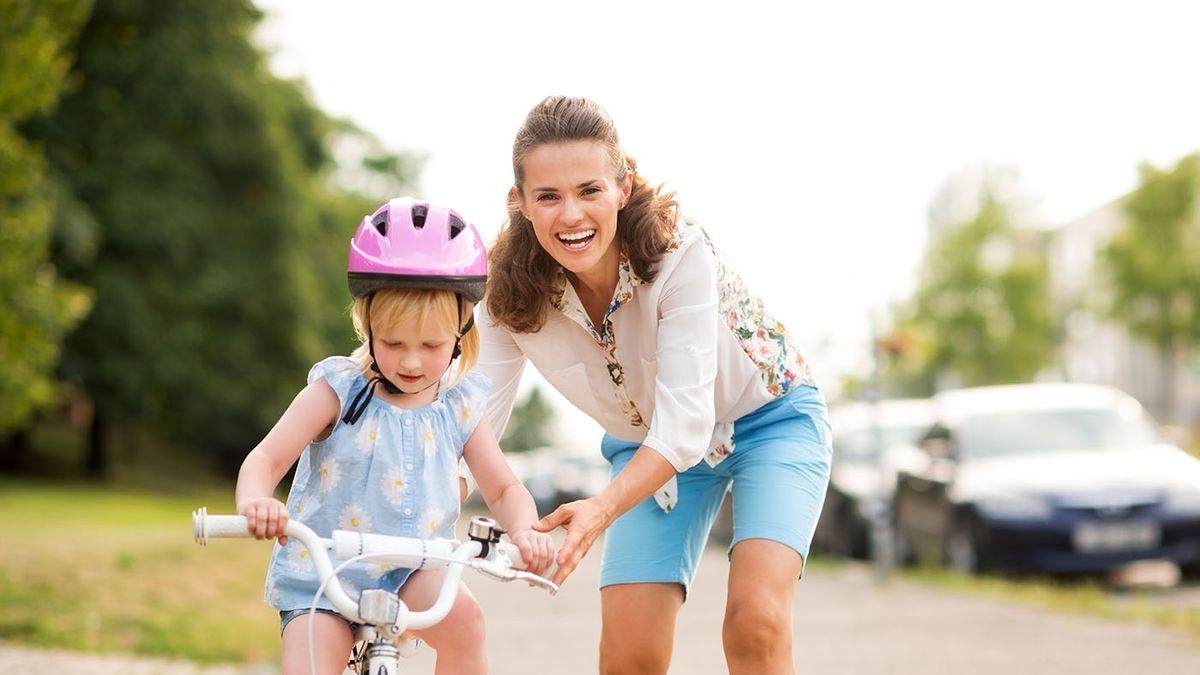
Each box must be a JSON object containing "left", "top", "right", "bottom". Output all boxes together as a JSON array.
[{"left": 192, "top": 508, "right": 557, "bottom": 629}]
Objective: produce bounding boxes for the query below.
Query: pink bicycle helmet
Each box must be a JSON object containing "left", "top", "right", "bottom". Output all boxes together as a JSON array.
[{"left": 347, "top": 197, "right": 488, "bottom": 302}]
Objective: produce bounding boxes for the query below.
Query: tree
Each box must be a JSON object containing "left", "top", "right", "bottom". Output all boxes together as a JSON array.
[
  {"left": 1102, "top": 153, "right": 1200, "bottom": 422},
  {"left": 27, "top": 0, "right": 420, "bottom": 475},
  {"left": 500, "top": 386, "right": 555, "bottom": 453},
  {"left": 0, "top": 1, "right": 94, "bottom": 454},
  {"left": 885, "top": 166, "right": 1055, "bottom": 393}
]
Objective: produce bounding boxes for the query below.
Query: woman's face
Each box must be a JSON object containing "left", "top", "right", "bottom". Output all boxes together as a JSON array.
[{"left": 515, "top": 140, "right": 631, "bottom": 282}]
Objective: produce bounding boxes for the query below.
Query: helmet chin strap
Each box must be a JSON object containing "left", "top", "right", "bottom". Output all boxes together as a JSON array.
[{"left": 341, "top": 294, "right": 475, "bottom": 425}]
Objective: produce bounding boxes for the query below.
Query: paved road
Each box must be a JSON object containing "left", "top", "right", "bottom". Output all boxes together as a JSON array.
[{"left": 3, "top": 542, "right": 1199, "bottom": 674}]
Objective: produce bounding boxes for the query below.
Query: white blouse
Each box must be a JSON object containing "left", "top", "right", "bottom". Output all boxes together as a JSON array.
[{"left": 477, "top": 219, "right": 815, "bottom": 474}]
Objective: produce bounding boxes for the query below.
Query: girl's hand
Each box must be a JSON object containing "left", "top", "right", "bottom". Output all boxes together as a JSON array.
[
  {"left": 509, "top": 528, "right": 556, "bottom": 576},
  {"left": 238, "top": 497, "right": 290, "bottom": 545},
  {"left": 533, "top": 497, "right": 615, "bottom": 586}
]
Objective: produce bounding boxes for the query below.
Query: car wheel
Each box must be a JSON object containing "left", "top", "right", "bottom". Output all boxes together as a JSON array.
[{"left": 945, "top": 516, "right": 979, "bottom": 574}]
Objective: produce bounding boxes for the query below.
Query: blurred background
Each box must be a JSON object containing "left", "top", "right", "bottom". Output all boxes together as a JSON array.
[{"left": 2, "top": 0, "right": 1200, "bottom": 670}]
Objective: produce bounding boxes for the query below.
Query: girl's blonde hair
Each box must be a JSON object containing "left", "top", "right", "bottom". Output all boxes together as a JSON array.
[{"left": 349, "top": 287, "right": 479, "bottom": 385}]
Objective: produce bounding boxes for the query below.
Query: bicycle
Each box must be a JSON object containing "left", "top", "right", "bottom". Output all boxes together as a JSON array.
[{"left": 192, "top": 507, "right": 558, "bottom": 675}]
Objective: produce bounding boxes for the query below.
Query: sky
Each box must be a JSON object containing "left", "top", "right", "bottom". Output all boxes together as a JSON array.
[{"left": 254, "top": 0, "right": 1200, "bottom": 406}]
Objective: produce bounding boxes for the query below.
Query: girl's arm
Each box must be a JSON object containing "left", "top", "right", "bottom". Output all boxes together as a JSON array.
[
  {"left": 235, "top": 379, "right": 340, "bottom": 542},
  {"left": 462, "top": 417, "right": 554, "bottom": 573}
]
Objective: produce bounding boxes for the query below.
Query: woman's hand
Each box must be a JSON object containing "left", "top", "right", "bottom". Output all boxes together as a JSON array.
[
  {"left": 238, "top": 497, "right": 290, "bottom": 545},
  {"left": 533, "top": 496, "right": 616, "bottom": 586},
  {"left": 509, "top": 528, "right": 556, "bottom": 576}
]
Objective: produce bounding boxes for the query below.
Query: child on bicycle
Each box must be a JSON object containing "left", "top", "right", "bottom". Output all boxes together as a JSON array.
[{"left": 235, "top": 197, "right": 554, "bottom": 675}]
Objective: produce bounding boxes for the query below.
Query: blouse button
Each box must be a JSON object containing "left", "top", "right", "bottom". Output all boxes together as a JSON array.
[
  {"left": 406, "top": 463, "right": 413, "bottom": 470},
  {"left": 403, "top": 418, "right": 412, "bottom": 426},
  {"left": 403, "top": 508, "right": 412, "bottom": 515}
]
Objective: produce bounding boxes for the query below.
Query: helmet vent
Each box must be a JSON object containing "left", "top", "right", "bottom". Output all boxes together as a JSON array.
[
  {"left": 371, "top": 210, "right": 388, "bottom": 236},
  {"left": 448, "top": 214, "right": 466, "bottom": 239},
  {"left": 411, "top": 204, "right": 429, "bottom": 230}
]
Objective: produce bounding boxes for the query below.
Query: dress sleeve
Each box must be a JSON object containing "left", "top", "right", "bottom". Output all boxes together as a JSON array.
[
  {"left": 447, "top": 371, "right": 493, "bottom": 448},
  {"left": 474, "top": 303, "right": 528, "bottom": 441},
  {"left": 306, "top": 356, "right": 362, "bottom": 420},
  {"left": 641, "top": 237, "right": 720, "bottom": 472}
]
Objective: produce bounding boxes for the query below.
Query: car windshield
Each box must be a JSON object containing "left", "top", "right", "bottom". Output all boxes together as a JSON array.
[
  {"left": 959, "top": 407, "right": 1158, "bottom": 458},
  {"left": 834, "top": 425, "right": 928, "bottom": 462}
]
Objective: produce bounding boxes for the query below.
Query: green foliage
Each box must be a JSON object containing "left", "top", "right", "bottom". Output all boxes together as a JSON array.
[
  {"left": 1103, "top": 154, "right": 1200, "bottom": 350},
  {"left": 500, "top": 386, "right": 555, "bottom": 453},
  {"left": 0, "top": 0, "right": 95, "bottom": 435},
  {"left": 885, "top": 172, "right": 1055, "bottom": 393},
  {"left": 24, "top": 0, "right": 420, "bottom": 471}
]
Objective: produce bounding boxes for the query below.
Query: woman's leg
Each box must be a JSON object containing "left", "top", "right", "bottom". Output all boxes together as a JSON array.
[
  {"left": 597, "top": 434, "right": 729, "bottom": 675},
  {"left": 719, "top": 386, "right": 833, "bottom": 675},
  {"left": 600, "top": 582, "right": 683, "bottom": 675},
  {"left": 400, "top": 569, "right": 488, "bottom": 675},
  {"left": 724, "top": 539, "right": 804, "bottom": 674},
  {"left": 280, "top": 611, "right": 355, "bottom": 675}
]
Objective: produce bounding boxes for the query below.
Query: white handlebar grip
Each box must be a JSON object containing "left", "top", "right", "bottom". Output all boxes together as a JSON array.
[
  {"left": 192, "top": 508, "right": 251, "bottom": 544},
  {"left": 498, "top": 540, "right": 526, "bottom": 568}
]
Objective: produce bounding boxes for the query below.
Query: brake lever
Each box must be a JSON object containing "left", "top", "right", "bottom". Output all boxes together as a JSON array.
[{"left": 472, "top": 558, "right": 560, "bottom": 595}]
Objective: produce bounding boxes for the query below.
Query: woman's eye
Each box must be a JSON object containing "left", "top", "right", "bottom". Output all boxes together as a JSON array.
[
  {"left": 582, "top": 186, "right": 601, "bottom": 196},
  {"left": 535, "top": 193, "right": 557, "bottom": 202}
]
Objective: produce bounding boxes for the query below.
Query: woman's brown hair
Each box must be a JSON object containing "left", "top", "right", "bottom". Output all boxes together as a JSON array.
[{"left": 487, "top": 96, "right": 679, "bottom": 333}]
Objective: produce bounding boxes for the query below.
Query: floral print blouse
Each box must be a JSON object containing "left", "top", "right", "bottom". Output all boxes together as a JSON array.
[{"left": 478, "top": 217, "right": 816, "bottom": 472}]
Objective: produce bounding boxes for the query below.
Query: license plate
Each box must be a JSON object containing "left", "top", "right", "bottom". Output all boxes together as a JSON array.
[{"left": 1072, "top": 522, "right": 1160, "bottom": 552}]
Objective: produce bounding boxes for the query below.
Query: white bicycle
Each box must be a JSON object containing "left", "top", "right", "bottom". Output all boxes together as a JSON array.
[{"left": 192, "top": 508, "right": 558, "bottom": 675}]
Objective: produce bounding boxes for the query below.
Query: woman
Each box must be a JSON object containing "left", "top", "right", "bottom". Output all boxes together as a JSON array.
[{"left": 477, "top": 96, "right": 831, "bottom": 675}]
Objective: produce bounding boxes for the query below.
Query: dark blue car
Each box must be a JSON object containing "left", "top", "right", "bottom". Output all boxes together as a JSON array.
[{"left": 891, "top": 383, "right": 1200, "bottom": 576}]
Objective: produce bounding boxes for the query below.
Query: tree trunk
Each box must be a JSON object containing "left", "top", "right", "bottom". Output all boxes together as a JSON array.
[
  {"left": 0, "top": 428, "right": 31, "bottom": 473},
  {"left": 85, "top": 412, "right": 107, "bottom": 478},
  {"left": 1161, "top": 341, "right": 1180, "bottom": 425}
]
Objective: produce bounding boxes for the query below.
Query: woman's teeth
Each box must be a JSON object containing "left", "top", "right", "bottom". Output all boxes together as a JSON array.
[{"left": 558, "top": 229, "right": 595, "bottom": 250}]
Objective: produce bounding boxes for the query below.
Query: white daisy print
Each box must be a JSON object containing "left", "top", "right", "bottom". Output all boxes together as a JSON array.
[
  {"left": 365, "top": 561, "right": 395, "bottom": 580},
  {"left": 339, "top": 504, "right": 373, "bottom": 532},
  {"left": 356, "top": 416, "right": 380, "bottom": 455},
  {"left": 381, "top": 466, "right": 407, "bottom": 505},
  {"left": 419, "top": 508, "right": 446, "bottom": 538},
  {"left": 318, "top": 457, "right": 341, "bottom": 493},
  {"left": 288, "top": 541, "right": 314, "bottom": 572},
  {"left": 421, "top": 423, "right": 437, "bottom": 457},
  {"left": 294, "top": 493, "right": 310, "bottom": 516}
]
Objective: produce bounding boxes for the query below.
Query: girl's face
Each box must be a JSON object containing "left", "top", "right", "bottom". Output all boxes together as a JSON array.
[
  {"left": 372, "top": 307, "right": 457, "bottom": 406},
  {"left": 515, "top": 140, "right": 631, "bottom": 283}
]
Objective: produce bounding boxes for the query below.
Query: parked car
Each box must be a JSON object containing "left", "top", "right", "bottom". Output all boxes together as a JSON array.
[
  {"left": 812, "top": 398, "right": 935, "bottom": 558},
  {"left": 891, "top": 383, "right": 1200, "bottom": 576}
]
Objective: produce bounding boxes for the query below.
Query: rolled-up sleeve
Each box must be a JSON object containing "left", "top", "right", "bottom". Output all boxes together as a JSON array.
[
  {"left": 474, "top": 303, "right": 527, "bottom": 441},
  {"left": 640, "top": 240, "right": 719, "bottom": 471}
]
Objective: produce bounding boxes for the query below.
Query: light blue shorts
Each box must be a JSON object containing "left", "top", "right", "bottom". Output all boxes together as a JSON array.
[{"left": 599, "top": 384, "right": 832, "bottom": 596}]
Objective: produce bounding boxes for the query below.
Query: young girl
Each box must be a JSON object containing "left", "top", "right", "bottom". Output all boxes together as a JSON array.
[{"left": 235, "top": 197, "right": 554, "bottom": 675}]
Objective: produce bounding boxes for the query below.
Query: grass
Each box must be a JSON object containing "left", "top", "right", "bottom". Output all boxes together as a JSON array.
[{"left": 0, "top": 478, "right": 281, "bottom": 664}]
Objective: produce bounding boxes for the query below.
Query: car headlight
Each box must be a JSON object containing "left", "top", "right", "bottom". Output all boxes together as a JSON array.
[
  {"left": 1163, "top": 487, "right": 1200, "bottom": 516},
  {"left": 974, "top": 492, "right": 1052, "bottom": 520}
]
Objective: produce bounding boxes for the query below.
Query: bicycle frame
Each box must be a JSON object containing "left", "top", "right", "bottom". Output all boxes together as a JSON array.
[{"left": 192, "top": 508, "right": 556, "bottom": 674}]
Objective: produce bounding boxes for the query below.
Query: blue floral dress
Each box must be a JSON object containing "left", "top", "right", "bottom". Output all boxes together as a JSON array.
[{"left": 264, "top": 356, "right": 490, "bottom": 612}]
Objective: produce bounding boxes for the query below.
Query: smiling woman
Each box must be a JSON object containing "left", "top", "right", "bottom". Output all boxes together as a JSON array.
[{"left": 477, "top": 96, "right": 834, "bottom": 675}]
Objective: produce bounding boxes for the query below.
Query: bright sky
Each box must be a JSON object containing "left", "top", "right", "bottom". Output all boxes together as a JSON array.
[{"left": 255, "top": 0, "right": 1200, "bottom": 400}]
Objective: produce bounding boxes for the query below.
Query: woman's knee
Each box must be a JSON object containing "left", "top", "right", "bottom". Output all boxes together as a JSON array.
[{"left": 722, "top": 598, "right": 791, "bottom": 655}]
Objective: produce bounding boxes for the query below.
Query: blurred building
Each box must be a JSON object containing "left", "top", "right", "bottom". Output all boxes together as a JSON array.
[{"left": 1048, "top": 200, "right": 1200, "bottom": 425}]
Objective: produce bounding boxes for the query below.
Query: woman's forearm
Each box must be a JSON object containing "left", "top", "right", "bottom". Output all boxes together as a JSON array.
[{"left": 592, "top": 445, "right": 676, "bottom": 524}]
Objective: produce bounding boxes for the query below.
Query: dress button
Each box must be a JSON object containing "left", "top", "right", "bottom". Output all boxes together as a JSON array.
[
  {"left": 403, "top": 508, "right": 412, "bottom": 515},
  {"left": 405, "top": 463, "right": 413, "bottom": 470},
  {"left": 403, "top": 418, "right": 412, "bottom": 426}
]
